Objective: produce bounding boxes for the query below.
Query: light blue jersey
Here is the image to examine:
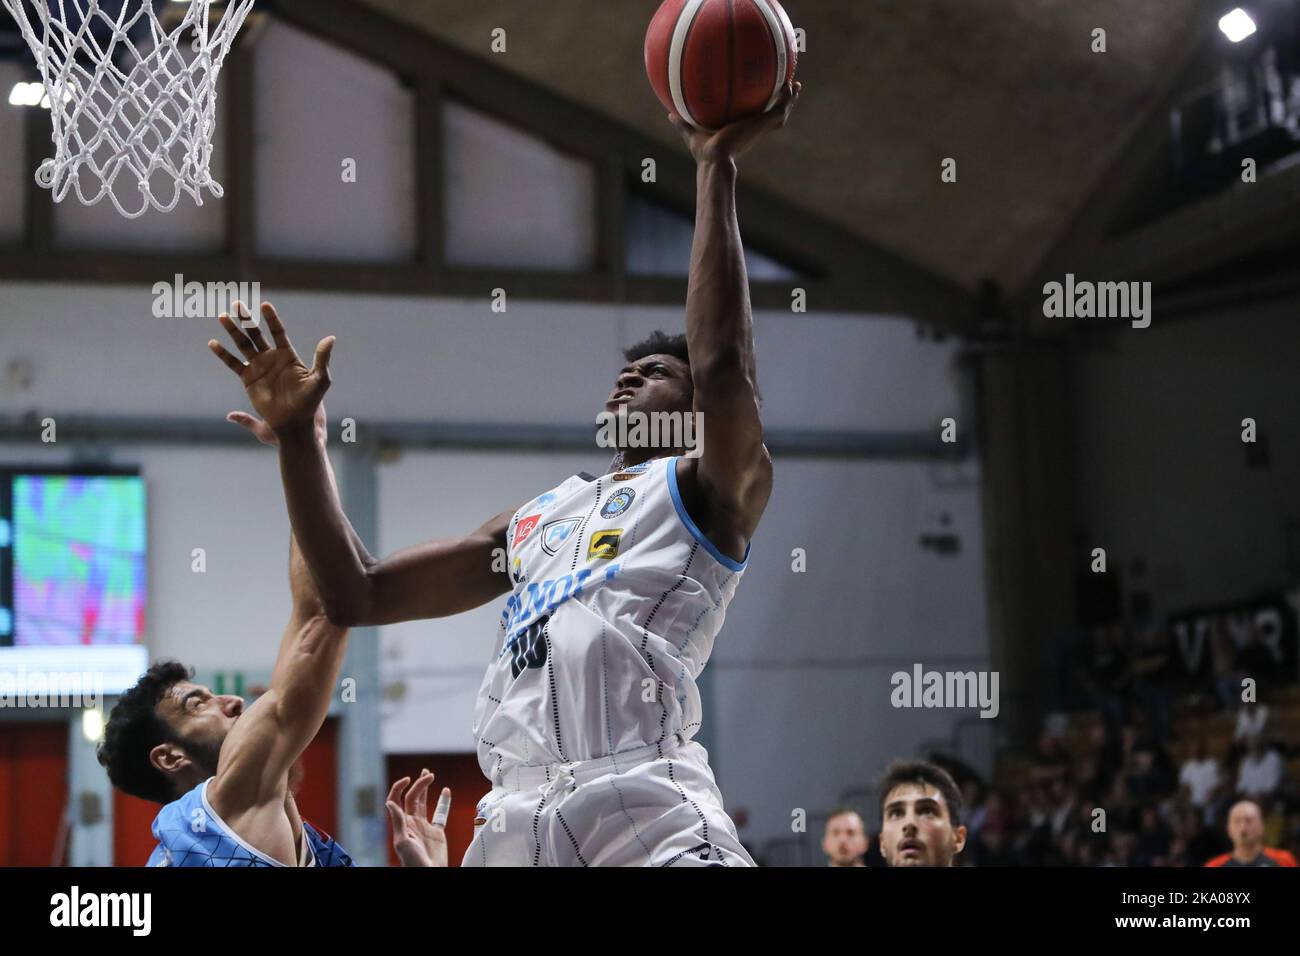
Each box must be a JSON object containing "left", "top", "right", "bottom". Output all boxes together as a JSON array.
[{"left": 147, "top": 778, "right": 353, "bottom": 867}]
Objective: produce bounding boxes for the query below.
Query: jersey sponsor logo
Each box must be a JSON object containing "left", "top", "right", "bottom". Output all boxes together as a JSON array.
[
  {"left": 513, "top": 513, "right": 541, "bottom": 547},
  {"left": 600, "top": 488, "right": 635, "bottom": 518},
  {"left": 612, "top": 461, "right": 651, "bottom": 480},
  {"left": 588, "top": 529, "right": 622, "bottom": 560},
  {"left": 511, "top": 556, "right": 526, "bottom": 584},
  {"left": 500, "top": 563, "right": 623, "bottom": 634},
  {"left": 541, "top": 517, "right": 582, "bottom": 555},
  {"left": 536, "top": 492, "right": 557, "bottom": 506}
]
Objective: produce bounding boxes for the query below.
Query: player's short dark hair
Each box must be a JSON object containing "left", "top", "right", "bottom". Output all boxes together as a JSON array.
[
  {"left": 878, "top": 760, "right": 964, "bottom": 827},
  {"left": 624, "top": 331, "right": 690, "bottom": 369},
  {"left": 623, "top": 331, "right": 763, "bottom": 403},
  {"left": 97, "top": 660, "right": 193, "bottom": 804}
]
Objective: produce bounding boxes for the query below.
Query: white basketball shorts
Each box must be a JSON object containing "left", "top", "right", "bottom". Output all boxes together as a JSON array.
[{"left": 462, "top": 736, "right": 755, "bottom": 867}]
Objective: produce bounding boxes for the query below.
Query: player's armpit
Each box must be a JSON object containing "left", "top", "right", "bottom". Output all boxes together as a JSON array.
[{"left": 354, "top": 505, "right": 517, "bottom": 627}]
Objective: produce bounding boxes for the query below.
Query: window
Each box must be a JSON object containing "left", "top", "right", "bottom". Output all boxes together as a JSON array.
[
  {"left": 254, "top": 18, "right": 416, "bottom": 262},
  {"left": 442, "top": 99, "right": 597, "bottom": 271},
  {"left": 625, "top": 192, "right": 800, "bottom": 280}
]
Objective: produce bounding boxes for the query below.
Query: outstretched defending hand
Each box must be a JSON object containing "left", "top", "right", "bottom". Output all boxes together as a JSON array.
[
  {"left": 386, "top": 770, "right": 452, "bottom": 868},
  {"left": 208, "top": 302, "right": 335, "bottom": 436},
  {"left": 670, "top": 80, "right": 801, "bottom": 165}
]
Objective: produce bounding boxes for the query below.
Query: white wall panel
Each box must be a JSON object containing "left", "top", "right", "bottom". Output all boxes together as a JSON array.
[
  {"left": 443, "top": 99, "right": 597, "bottom": 270},
  {"left": 0, "top": 283, "right": 964, "bottom": 433},
  {"left": 254, "top": 19, "right": 416, "bottom": 261}
]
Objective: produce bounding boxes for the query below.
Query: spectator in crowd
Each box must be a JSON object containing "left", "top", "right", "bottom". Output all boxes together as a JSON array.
[
  {"left": 1126, "top": 734, "right": 1176, "bottom": 798},
  {"left": 1211, "top": 618, "right": 1240, "bottom": 711},
  {"left": 1076, "top": 838, "right": 1100, "bottom": 867},
  {"left": 1165, "top": 804, "right": 1198, "bottom": 867},
  {"left": 1104, "top": 775, "right": 1140, "bottom": 834},
  {"left": 1186, "top": 797, "right": 1230, "bottom": 863},
  {"left": 1130, "top": 623, "right": 1174, "bottom": 739},
  {"left": 1178, "top": 736, "right": 1222, "bottom": 815},
  {"left": 1047, "top": 777, "right": 1076, "bottom": 841},
  {"left": 979, "top": 791, "right": 1009, "bottom": 847},
  {"left": 1135, "top": 806, "right": 1173, "bottom": 866},
  {"left": 1236, "top": 623, "right": 1281, "bottom": 687},
  {"left": 885, "top": 619, "right": 1299, "bottom": 868},
  {"left": 1236, "top": 734, "right": 1284, "bottom": 800},
  {"left": 1102, "top": 831, "right": 1137, "bottom": 867},
  {"left": 1233, "top": 699, "right": 1270, "bottom": 743},
  {"left": 1083, "top": 721, "right": 1127, "bottom": 799},
  {"left": 1028, "top": 730, "right": 1069, "bottom": 788},
  {"left": 1080, "top": 624, "right": 1129, "bottom": 730},
  {"left": 960, "top": 780, "right": 987, "bottom": 839},
  {"left": 1204, "top": 800, "right": 1298, "bottom": 867},
  {"left": 1262, "top": 796, "right": 1288, "bottom": 849},
  {"left": 821, "top": 807, "right": 868, "bottom": 867}
]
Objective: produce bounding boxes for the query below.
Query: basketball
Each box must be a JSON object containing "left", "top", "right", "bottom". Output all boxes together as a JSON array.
[{"left": 645, "top": 0, "right": 799, "bottom": 132}]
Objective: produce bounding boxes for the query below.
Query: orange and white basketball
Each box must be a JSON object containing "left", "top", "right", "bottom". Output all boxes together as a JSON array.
[{"left": 645, "top": 0, "right": 799, "bottom": 132}]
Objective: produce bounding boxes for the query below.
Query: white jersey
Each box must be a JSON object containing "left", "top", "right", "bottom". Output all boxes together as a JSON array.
[{"left": 472, "top": 455, "right": 748, "bottom": 778}]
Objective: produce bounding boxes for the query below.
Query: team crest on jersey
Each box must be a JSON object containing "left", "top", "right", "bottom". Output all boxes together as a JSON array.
[
  {"left": 588, "top": 529, "right": 622, "bottom": 560},
  {"left": 513, "top": 514, "right": 541, "bottom": 547},
  {"left": 600, "top": 488, "right": 635, "bottom": 518},
  {"left": 541, "top": 517, "right": 582, "bottom": 555}
]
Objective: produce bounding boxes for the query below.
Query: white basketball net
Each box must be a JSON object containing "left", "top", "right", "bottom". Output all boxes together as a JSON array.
[{"left": 1, "top": 0, "right": 254, "bottom": 218}]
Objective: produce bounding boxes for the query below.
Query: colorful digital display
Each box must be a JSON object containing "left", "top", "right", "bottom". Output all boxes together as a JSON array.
[{"left": 8, "top": 474, "right": 146, "bottom": 646}]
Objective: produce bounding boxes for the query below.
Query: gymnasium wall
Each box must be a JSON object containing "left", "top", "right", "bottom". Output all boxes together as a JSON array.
[
  {"left": 1068, "top": 299, "right": 1300, "bottom": 617},
  {"left": 1, "top": 280, "right": 988, "bottom": 849}
]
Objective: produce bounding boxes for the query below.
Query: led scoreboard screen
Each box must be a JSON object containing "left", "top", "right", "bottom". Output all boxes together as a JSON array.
[{"left": 0, "top": 469, "right": 148, "bottom": 697}]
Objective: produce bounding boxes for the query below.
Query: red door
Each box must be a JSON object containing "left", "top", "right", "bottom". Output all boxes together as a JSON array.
[
  {"left": 114, "top": 790, "right": 160, "bottom": 867},
  {"left": 385, "top": 753, "right": 488, "bottom": 867},
  {"left": 295, "top": 717, "right": 339, "bottom": 837},
  {"left": 0, "top": 722, "right": 69, "bottom": 866}
]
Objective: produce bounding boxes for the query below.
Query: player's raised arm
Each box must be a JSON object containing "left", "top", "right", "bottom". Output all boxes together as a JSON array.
[
  {"left": 208, "top": 530, "right": 350, "bottom": 814},
  {"left": 191, "top": 408, "right": 349, "bottom": 857},
  {"left": 209, "top": 303, "right": 515, "bottom": 627},
  {"left": 669, "top": 82, "right": 800, "bottom": 537}
]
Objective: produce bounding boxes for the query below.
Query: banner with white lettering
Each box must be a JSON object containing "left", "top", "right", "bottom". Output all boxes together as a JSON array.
[{"left": 1167, "top": 593, "right": 1298, "bottom": 686}]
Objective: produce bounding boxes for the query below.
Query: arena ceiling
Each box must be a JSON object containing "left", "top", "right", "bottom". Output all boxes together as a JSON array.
[{"left": 358, "top": 0, "right": 1212, "bottom": 297}]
